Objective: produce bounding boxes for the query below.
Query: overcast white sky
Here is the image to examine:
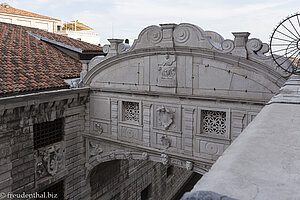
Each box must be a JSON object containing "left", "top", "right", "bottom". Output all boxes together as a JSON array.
[{"left": 5, "top": 0, "right": 300, "bottom": 45}]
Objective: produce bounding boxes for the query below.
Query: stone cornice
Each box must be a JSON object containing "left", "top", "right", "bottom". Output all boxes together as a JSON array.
[{"left": 0, "top": 88, "right": 89, "bottom": 121}]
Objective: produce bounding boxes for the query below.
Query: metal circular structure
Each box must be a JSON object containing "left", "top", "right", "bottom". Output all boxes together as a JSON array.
[{"left": 270, "top": 13, "right": 300, "bottom": 75}]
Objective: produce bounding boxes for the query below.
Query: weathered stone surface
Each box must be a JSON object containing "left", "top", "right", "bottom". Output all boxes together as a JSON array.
[
  {"left": 181, "top": 191, "right": 236, "bottom": 200},
  {"left": 190, "top": 76, "right": 300, "bottom": 199},
  {"left": 1, "top": 22, "right": 293, "bottom": 200}
]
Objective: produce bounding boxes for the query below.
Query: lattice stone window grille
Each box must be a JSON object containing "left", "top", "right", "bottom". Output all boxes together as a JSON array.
[
  {"left": 201, "top": 110, "right": 226, "bottom": 135},
  {"left": 33, "top": 118, "right": 64, "bottom": 149},
  {"left": 122, "top": 101, "right": 140, "bottom": 122}
]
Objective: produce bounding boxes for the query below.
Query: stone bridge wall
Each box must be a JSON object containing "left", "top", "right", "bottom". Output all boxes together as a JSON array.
[
  {"left": 83, "top": 23, "right": 286, "bottom": 175},
  {"left": 0, "top": 23, "right": 289, "bottom": 200}
]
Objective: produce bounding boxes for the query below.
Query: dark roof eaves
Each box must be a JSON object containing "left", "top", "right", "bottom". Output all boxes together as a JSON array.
[{"left": 26, "top": 30, "right": 83, "bottom": 53}]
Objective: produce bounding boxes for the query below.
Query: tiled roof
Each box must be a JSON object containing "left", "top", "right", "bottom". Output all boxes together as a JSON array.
[
  {"left": 25, "top": 25, "right": 102, "bottom": 52},
  {"left": 0, "top": 3, "right": 59, "bottom": 21},
  {"left": 0, "top": 22, "right": 103, "bottom": 96}
]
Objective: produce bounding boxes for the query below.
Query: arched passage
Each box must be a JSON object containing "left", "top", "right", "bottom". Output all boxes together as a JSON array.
[{"left": 86, "top": 158, "right": 199, "bottom": 200}]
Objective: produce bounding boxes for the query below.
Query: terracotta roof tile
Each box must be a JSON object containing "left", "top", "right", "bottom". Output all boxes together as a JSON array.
[
  {"left": 24, "top": 25, "right": 102, "bottom": 52},
  {"left": 0, "top": 3, "right": 59, "bottom": 21},
  {"left": 0, "top": 22, "right": 103, "bottom": 96}
]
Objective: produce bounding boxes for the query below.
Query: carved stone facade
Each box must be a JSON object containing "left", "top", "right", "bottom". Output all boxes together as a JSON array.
[
  {"left": 201, "top": 110, "right": 227, "bottom": 136},
  {"left": 35, "top": 142, "right": 65, "bottom": 178},
  {"left": 0, "top": 22, "right": 288, "bottom": 199},
  {"left": 157, "top": 54, "right": 177, "bottom": 87},
  {"left": 0, "top": 89, "right": 88, "bottom": 199},
  {"left": 81, "top": 22, "right": 287, "bottom": 199}
]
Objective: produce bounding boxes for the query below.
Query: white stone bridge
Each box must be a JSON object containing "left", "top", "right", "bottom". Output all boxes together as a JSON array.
[{"left": 81, "top": 23, "right": 287, "bottom": 178}]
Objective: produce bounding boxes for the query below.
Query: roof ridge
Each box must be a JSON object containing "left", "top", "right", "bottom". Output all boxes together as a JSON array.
[
  {"left": 26, "top": 30, "right": 83, "bottom": 53},
  {"left": 0, "top": 3, "right": 60, "bottom": 21}
]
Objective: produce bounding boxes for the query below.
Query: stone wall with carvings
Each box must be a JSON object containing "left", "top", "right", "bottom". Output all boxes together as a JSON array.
[
  {"left": 84, "top": 23, "right": 287, "bottom": 104},
  {"left": 0, "top": 88, "right": 88, "bottom": 199},
  {"left": 87, "top": 91, "right": 261, "bottom": 173},
  {"left": 82, "top": 23, "right": 285, "bottom": 178}
]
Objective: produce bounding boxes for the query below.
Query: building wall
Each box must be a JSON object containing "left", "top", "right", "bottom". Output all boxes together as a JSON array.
[
  {"left": 0, "top": 13, "right": 59, "bottom": 32},
  {"left": 0, "top": 89, "right": 88, "bottom": 199},
  {"left": 89, "top": 159, "right": 193, "bottom": 200},
  {"left": 0, "top": 88, "right": 194, "bottom": 200},
  {"left": 62, "top": 30, "right": 101, "bottom": 45}
]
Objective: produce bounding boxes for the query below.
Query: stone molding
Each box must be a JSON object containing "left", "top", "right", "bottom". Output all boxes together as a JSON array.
[
  {"left": 0, "top": 90, "right": 89, "bottom": 128},
  {"left": 84, "top": 136, "right": 211, "bottom": 180},
  {"left": 84, "top": 23, "right": 289, "bottom": 83},
  {"left": 83, "top": 47, "right": 286, "bottom": 89},
  {"left": 182, "top": 191, "right": 237, "bottom": 200}
]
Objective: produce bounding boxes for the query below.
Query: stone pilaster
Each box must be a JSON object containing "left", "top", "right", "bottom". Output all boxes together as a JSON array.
[
  {"left": 182, "top": 107, "right": 195, "bottom": 154},
  {"left": 111, "top": 98, "right": 118, "bottom": 139},
  {"left": 231, "top": 32, "right": 250, "bottom": 58},
  {"left": 142, "top": 103, "right": 151, "bottom": 146},
  {"left": 231, "top": 111, "right": 246, "bottom": 140},
  {"left": 159, "top": 24, "right": 176, "bottom": 48}
]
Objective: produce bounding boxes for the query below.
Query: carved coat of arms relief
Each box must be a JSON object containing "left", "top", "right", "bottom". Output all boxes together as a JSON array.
[
  {"left": 157, "top": 106, "right": 174, "bottom": 130},
  {"left": 35, "top": 143, "right": 65, "bottom": 178}
]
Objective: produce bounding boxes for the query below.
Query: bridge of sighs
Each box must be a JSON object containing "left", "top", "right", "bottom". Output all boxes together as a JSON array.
[{"left": 81, "top": 23, "right": 286, "bottom": 180}]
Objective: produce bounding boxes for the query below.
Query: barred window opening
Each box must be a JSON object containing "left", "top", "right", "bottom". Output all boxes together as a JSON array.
[
  {"left": 33, "top": 118, "right": 64, "bottom": 149},
  {"left": 123, "top": 101, "right": 140, "bottom": 122},
  {"left": 202, "top": 110, "right": 226, "bottom": 135},
  {"left": 141, "top": 184, "right": 152, "bottom": 200},
  {"left": 90, "top": 160, "right": 121, "bottom": 196},
  {"left": 39, "top": 180, "right": 64, "bottom": 200}
]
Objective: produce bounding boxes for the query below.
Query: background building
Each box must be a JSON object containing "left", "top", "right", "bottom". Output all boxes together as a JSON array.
[
  {"left": 0, "top": 3, "right": 61, "bottom": 32},
  {"left": 0, "top": 3, "right": 100, "bottom": 45}
]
